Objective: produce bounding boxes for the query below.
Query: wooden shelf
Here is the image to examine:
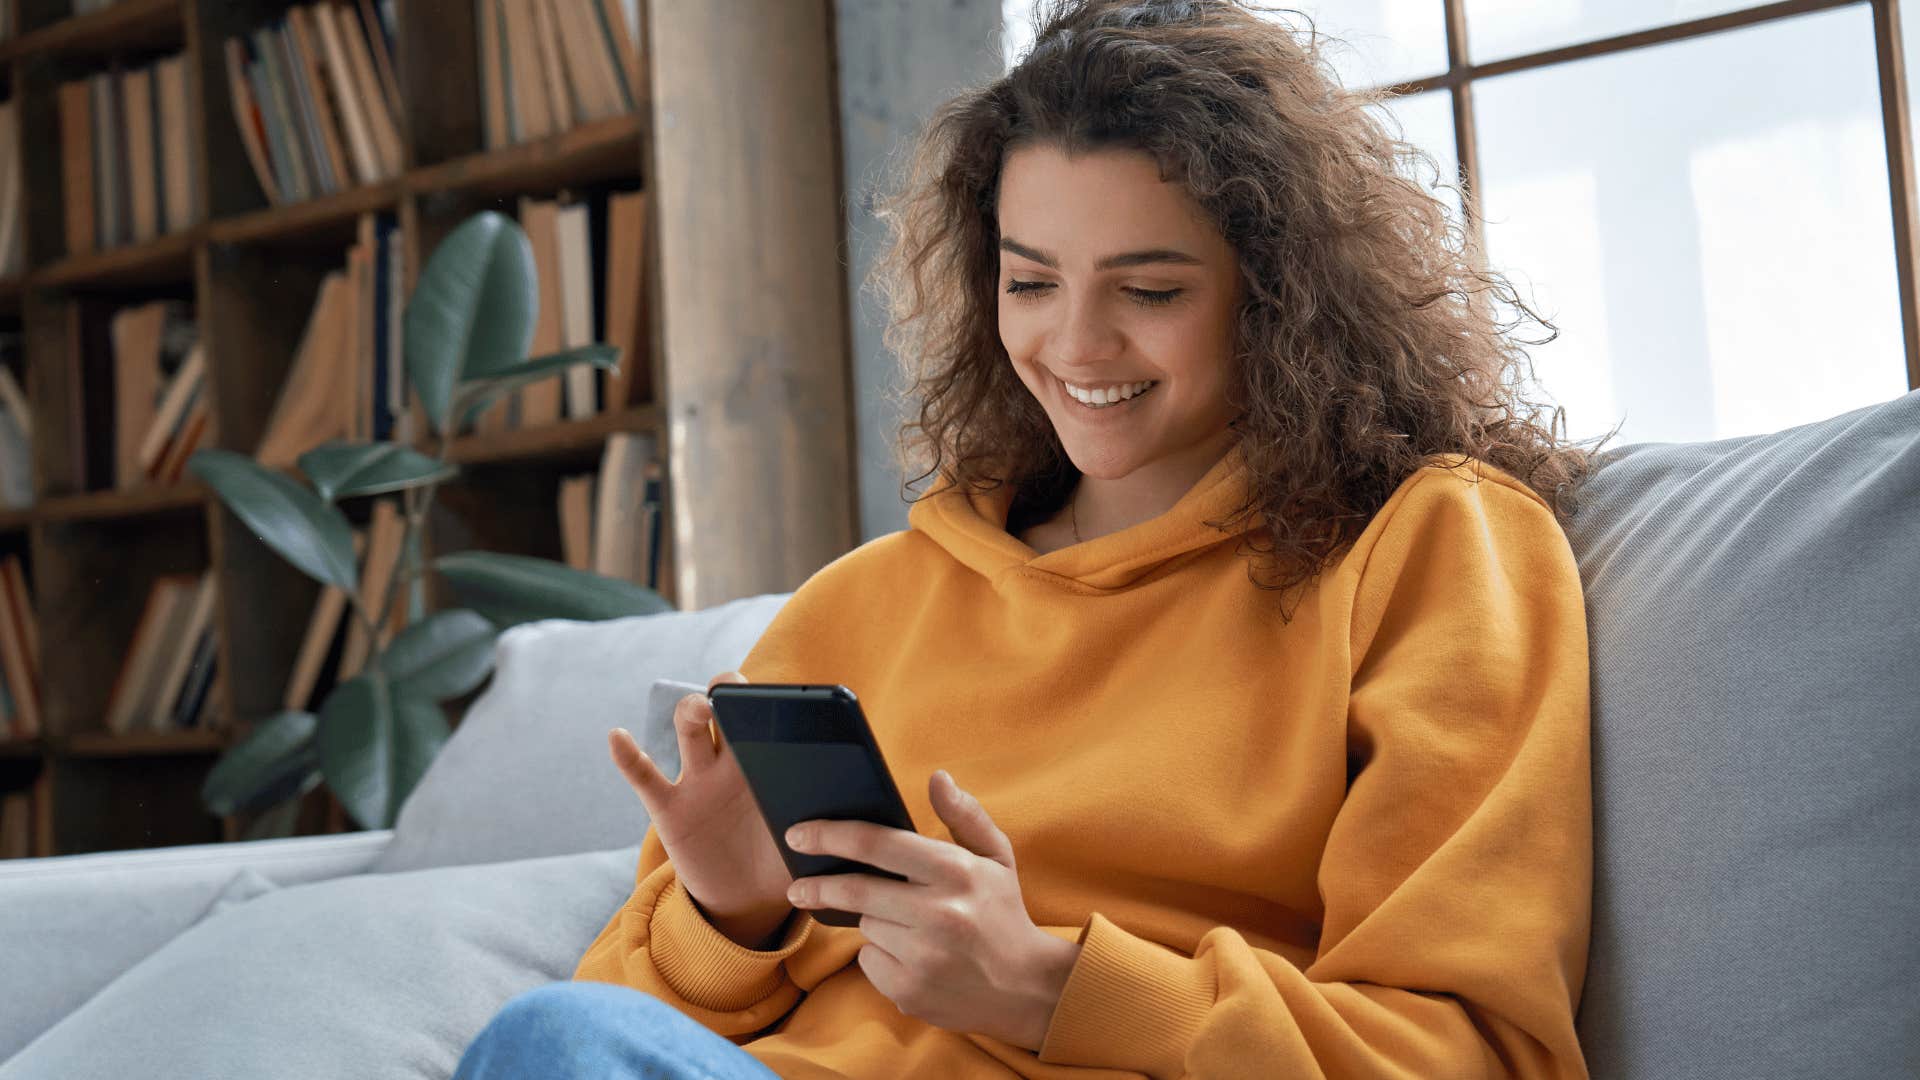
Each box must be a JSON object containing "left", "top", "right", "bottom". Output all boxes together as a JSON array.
[
  {"left": 0, "top": 0, "right": 183, "bottom": 64},
  {"left": 208, "top": 182, "right": 403, "bottom": 248},
  {"left": 410, "top": 113, "right": 646, "bottom": 201},
  {"left": 33, "top": 481, "right": 208, "bottom": 525},
  {"left": 0, "top": 738, "right": 42, "bottom": 758},
  {"left": 438, "top": 405, "right": 664, "bottom": 467},
  {"left": 59, "top": 728, "right": 228, "bottom": 758},
  {"left": 33, "top": 229, "right": 198, "bottom": 290}
]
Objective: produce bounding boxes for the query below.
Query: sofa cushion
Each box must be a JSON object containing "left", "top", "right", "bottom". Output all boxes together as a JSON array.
[
  {"left": 0, "top": 845, "right": 639, "bottom": 1080},
  {"left": 0, "top": 829, "right": 392, "bottom": 1063},
  {"left": 371, "top": 593, "right": 791, "bottom": 874},
  {"left": 1560, "top": 387, "right": 1920, "bottom": 1077}
]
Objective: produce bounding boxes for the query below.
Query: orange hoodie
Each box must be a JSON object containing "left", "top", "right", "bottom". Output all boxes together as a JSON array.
[{"left": 575, "top": 445, "right": 1593, "bottom": 1079}]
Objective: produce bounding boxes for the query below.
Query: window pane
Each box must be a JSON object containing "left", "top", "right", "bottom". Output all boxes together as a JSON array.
[
  {"left": 1003, "top": 1, "right": 1449, "bottom": 90},
  {"left": 1368, "top": 88, "right": 1466, "bottom": 234},
  {"left": 1465, "top": 0, "right": 1754, "bottom": 65},
  {"left": 1254, "top": 1, "right": 1449, "bottom": 92},
  {"left": 1472, "top": 4, "right": 1907, "bottom": 445}
]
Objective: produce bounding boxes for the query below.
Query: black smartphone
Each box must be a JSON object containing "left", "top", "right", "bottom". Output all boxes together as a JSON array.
[{"left": 705, "top": 683, "right": 918, "bottom": 928}]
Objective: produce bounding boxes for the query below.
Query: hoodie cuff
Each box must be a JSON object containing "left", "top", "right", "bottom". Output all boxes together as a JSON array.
[
  {"left": 648, "top": 873, "right": 815, "bottom": 1012},
  {"left": 1037, "top": 911, "right": 1216, "bottom": 1079}
]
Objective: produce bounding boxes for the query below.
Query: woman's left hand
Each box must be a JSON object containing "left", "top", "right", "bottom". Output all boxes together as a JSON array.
[{"left": 784, "top": 769, "right": 1083, "bottom": 1053}]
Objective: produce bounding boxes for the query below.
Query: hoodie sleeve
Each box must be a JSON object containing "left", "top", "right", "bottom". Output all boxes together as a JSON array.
[
  {"left": 1034, "top": 466, "right": 1594, "bottom": 1079},
  {"left": 571, "top": 823, "right": 819, "bottom": 1040},
  {"left": 572, "top": 564, "right": 877, "bottom": 1042}
]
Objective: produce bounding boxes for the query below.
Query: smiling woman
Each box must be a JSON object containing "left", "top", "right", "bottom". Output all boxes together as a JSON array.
[{"left": 469, "top": 2, "right": 1605, "bottom": 1079}]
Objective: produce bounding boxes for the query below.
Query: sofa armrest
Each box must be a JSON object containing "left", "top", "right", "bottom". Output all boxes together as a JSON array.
[{"left": 0, "top": 829, "right": 394, "bottom": 1064}]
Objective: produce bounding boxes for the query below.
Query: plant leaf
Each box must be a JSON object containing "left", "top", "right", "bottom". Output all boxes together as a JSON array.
[
  {"left": 201, "top": 710, "right": 323, "bottom": 817},
  {"left": 404, "top": 211, "right": 537, "bottom": 434},
  {"left": 188, "top": 449, "right": 358, "bottom": 591},
  {"left": 298, "top": 441, "right": 459, "bottom": 502},
  {"left": 450, "top": 344, "right": 620, "bottom": 430},
  {"left": 382, "top": 609, "right": 497, "bottom": 701},
  {"left": 433, "top": 551, "right": 672, "bottom": 629},
  {"left": 317, "top": 672, "right": 451, "bottom": 831}
]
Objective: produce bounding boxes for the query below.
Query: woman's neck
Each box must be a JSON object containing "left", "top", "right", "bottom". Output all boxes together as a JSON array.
[{"left": 1066, "top": 430, "right": 1238, "bottom": 542}]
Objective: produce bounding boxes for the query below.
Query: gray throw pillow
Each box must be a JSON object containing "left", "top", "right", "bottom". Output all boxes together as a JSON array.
[
  {"left": 0, "top": 846, "right": 640, "bottom": 1080},
  {"left": 1562, "top": 388, "right": 1920, "bottom": 1079},
  {"left": 372, "top": 594, "right": 790, "bottom": 874}
]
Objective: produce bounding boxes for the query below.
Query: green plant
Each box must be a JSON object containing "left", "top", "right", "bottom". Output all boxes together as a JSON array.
[{"left": 188, "top": 211, "right": 671, "bottom": 838}]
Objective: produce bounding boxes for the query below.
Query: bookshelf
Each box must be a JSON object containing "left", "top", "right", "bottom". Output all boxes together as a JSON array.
[{"left": 0, "top": 0, "right": 857, "bottom": 857}]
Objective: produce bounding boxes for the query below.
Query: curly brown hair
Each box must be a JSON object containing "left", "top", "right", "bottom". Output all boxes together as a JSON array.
[{"left": 870, "top": 0, "right": 1621, "bottom": 614}]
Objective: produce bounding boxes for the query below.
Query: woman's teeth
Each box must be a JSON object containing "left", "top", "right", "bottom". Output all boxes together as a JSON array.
[{"left": 1063, "top": 378, "right": 1159, "bottom": 408}]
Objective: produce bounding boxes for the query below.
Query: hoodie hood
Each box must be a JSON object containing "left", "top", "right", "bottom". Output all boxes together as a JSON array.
[{"left": 907, "top": 444, "right": 1255, "bottom": 591}]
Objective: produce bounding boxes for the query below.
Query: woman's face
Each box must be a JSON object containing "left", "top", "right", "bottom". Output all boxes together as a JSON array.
[{"left": 995, "top": 143, "right": 1244, "bottom": 482}]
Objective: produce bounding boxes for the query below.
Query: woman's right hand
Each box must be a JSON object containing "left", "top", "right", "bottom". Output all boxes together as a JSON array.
[{"left": 608, "top": 671, "right": 797, "bottom": 948}]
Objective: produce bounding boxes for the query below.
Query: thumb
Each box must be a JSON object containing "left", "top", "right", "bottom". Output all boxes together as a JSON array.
[{"left": 931, "top": 770, "right": 1015, "bottom": 868}]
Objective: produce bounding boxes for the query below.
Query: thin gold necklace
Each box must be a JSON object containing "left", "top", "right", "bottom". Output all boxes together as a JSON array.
[{"left": 1069, "top": 489, "right": 1082, "bottom": 543}]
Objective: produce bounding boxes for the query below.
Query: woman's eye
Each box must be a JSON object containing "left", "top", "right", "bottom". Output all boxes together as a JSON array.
[{"left": 1003, "top": 280, "right": 1184, "bottom": 308}]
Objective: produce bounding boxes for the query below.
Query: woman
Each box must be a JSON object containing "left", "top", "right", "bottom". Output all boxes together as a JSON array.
[{"left": 456, "top": 1, "right": 1614, "bottom": 1076}]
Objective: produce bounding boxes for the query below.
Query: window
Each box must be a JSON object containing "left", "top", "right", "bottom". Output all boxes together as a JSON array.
[{"left": 1002, "top": 0, "right": 1920, "bottom": 446}]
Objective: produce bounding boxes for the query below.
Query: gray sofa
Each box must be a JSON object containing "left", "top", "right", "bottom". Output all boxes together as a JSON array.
[{"left": 2, "top": 389, "right": 1915, "bottom": 1080}]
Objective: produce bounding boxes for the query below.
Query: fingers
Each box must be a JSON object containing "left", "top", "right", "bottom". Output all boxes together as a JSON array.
[
  {"left": 607, "top": 727, "right": 667, "bottom": 810},
  {"left": 707, "top": 669, "right": 747, "bottom": 692},
  {"left": 673, "top": 690, "right": 721, "bottom": 767}
]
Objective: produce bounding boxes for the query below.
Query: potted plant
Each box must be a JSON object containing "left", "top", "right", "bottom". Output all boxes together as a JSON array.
[{"left": 189, "top": 210, "right": 670, "bottom": 838}]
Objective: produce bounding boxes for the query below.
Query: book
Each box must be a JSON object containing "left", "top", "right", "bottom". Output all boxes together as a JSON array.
[
  {"left": 137, "top": 341, "right": 205, "bottom": 475},
  {"left": 255, "top": 272, "right": 353, "bottom": 468},
  {"left": 592, "top": 431, "right": 654, "bottom": 584},
  {"left": 225, "top": 37, "right": 283, "bottom": 204},
  {"left": 477, "top": 0, "right": 507, "bottom": 149},
  {"left": 56, "top": 79, "right": 94, "bottom": 255},
  {"left": 310, "top": 2, "right": 382, "bottom": 185},
  {"left": 154, "top": 54, "right": 196, "bottom": 231},
  {"left": 110, "top": 301, "right": 168, "bottom": 489},
  {"left": 251, "top": 27, "right": 313, "bottom": 202},
  {"left": 553, "top": 0, "right": 622, "bottom": 122},
  {"left": 530, "top": 0, "right": 574, "bottom": 132},
  {"left": 558, "top": 473, "right": 593, "bottom": 571},
  {"left": 153, "top": 396, "right": 212, "bottom": 486},
  {"left": 333, "top": 2, "right": 403, "bottom": 177},
  {"left": 500, "top": 0, "right": 553, "bottom": 141},
  {"left": 168, "top": 631, "right": 221, "bottom": 730},
  {"left": 337, "top": 498, "right": 406, "bottom": 680},
  {"left": 104, "top": 574, "right": 199, "bottom": 735},
  {"left": 518, "top": 196, "right": 565, "bottom": 426},
  {"left": 146, "top": 570, "right": 218, "bottom": 731},
  {"left": 120, "top": 65, "right": 158, "bottom": 242},
  {"left": 0, "top": 99, "right": 22, "bottom": 276},
  {"left": 285, "top": 8, "right": 352, "bottom": 194},
  {"left": 0, "top": 554, "right": 37, "bottom": 739},
  {"left": 602, "top": 189, "right": 647, "bottom": 408},
  {"left": 555, "top": 201, "right": 597, "bottom": 418}
]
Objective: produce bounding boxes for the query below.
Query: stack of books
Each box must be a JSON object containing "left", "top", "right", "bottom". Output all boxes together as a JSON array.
[
  {"left": 0, "top": 552, "right": 39, "bottom": 740},
  {"left": 557, "top": 431, "right": 663, "bottom": 591},
  {"left": 108, "top": 301, "right": 208, "bottom": 490},
  {"left": 477, "top": 0, "right": 641, "bottom": 149},
  {"left": 474, "top": 190, "right": 649, "bottom": 432},
  {"left": 255, "top": 212, "right": 409, "bottom": 467},
  {"left": 0, "top": 98, "right": 24, "bottom": 277},
  {"left": 104, "top": 569, "right": 222, "bottom": 735},
  {"left": 224, "top": 1, "right": 404, "bottom": 206},
  {"left": 55, "top": 50, "right": 201, "bottom": 256}
]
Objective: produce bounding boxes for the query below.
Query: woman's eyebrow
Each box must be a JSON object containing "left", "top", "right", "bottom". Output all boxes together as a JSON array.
[{"left": 999, "top": 236, "right": 1204, "bottom": 271}]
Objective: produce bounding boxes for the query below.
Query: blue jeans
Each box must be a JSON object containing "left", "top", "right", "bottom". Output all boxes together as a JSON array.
[{"left": 453, "top": 980, "right": 786, "bottom": 1080}]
